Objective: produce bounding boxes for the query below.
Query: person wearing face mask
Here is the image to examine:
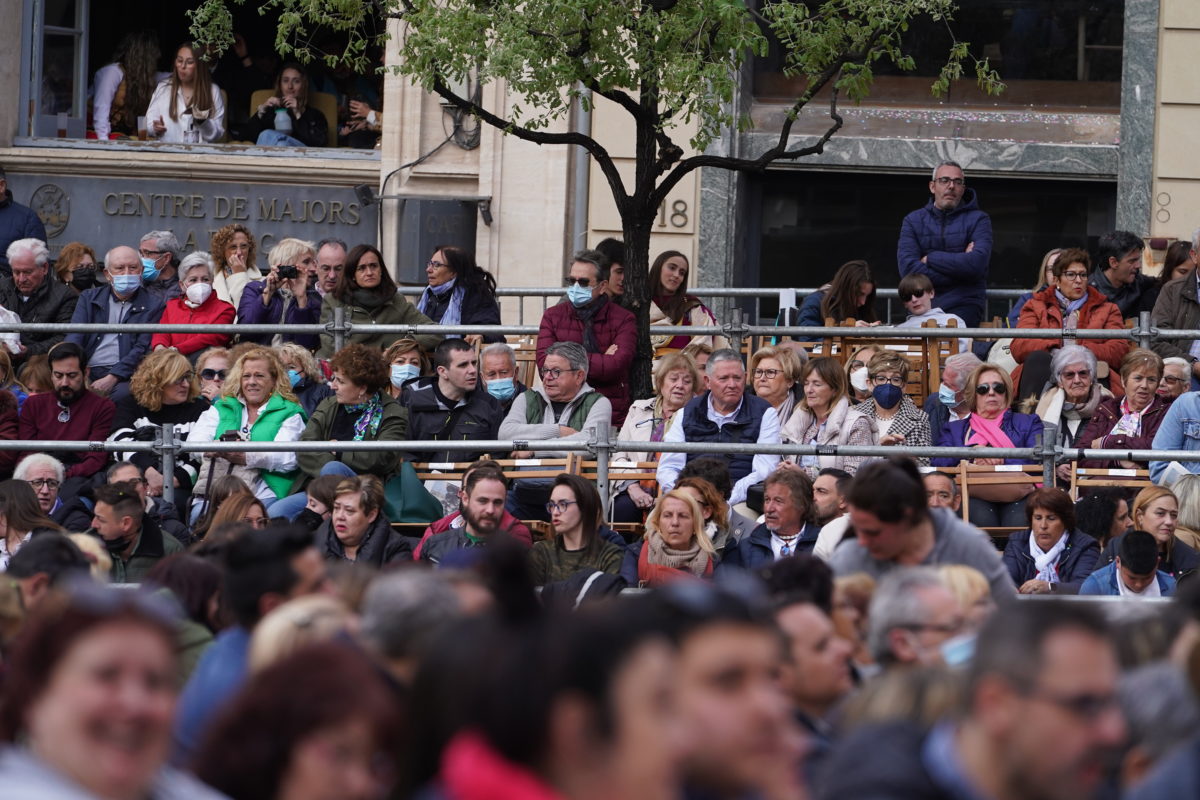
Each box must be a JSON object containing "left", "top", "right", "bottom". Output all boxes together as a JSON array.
[
  {"left": 923, "top": 350, "right": 982, "bottom": 446},
  {"left": 137, "top": 230, "right": 183, "bottom": 299},
  {"left": 276, "top": 342, "right": 333, "bottom": 417},
  {"left": 237, "top": 238, "right": 323, "bottom": 349},
  {"left": 384, "top": 337, "right": 428, "bottom": 398},
  {"left": 66, "top": 244, "right": 165, "bottom": 403},
  {"left": 90, "top": 481, "right": 184, "bottom": 583},
  {"left": 865, "top": 566, "right": 969, "bottom": 671},
  {"left": 52, "top": 241, "right": 101, "bottom": 292},
  {"left": 844, "top": 345, "right": 879, "bottom": 404},
  {"left": 150, "top": 252, "right": 235, "bottom": 357},
  {"left": 479, "top": 341, "right": 525, "bottom": 414},
  {"left": 0, "top": 238, "right": 78, "bottom": 366},
  {"left": 851, "top": 351, "right": 932, "bottom": 465}
]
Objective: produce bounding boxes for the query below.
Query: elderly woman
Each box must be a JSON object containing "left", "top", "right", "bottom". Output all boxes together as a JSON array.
[
  {"left": 852, "top": 351, "right": 932, "bottom": 465},
  {"left": 619, "top": 490, "right": 715, "bottom": 586},
  {"left": 530, "top": 474, "right": 624, "bottom": 586},
  {"left": 611, "top": 353, "right": 700, "bottom": 521},
  {"left": 1027, "top": 344, "right": 1112, "bottom": 484},
  {"left": 384, "top": 338, "right": 429, "bottom": 399},
  {"left": 150, "top": 251, "right": 235, "bottom": 356},
  {"left": 417, "top": 245, "right": 502, "bottom": 344},
  {"left": 277, "top": 342, "right": 332, "bottom": 417},
  {"left": 210, "top": 223, "right": 262, "bottom": 304},
  {"left": 1011, "top": 247, "right": 1129, "bottom": 404},
  {"left": 1100, "top": 486, "right": 1200, "bottom": 582},
  {"left": 932, "top": 363, "right": 1044, "bottom": 529},
  {"left": 750, "top": 344, "right": 804, "bottom": 427},
  {"left": 1159, "top": 357, "right": 1189, "bottom": 401},
  {"left": 318, "top": 244, "right": 441, "bottom": 358},
  {"left": 1002, "top": 487, "right": 1101, "bottom": 595},
  {"left": 781, "top": 356, "right": 877, "bottom": 479},
  {"left": 315, "top": 475, "right": 411, "bottom": 564},
  {"left": 237, "top": 238, "right": 323, "bottom": 349},
  {"left": 189, "top": 346, "right": 306, "bottom": 508},
  {"left": 648, "top": 250, "right": 729, "bottom": 357},
  {"left": 194, "top": 346, "right": 231, "bottom": 402},
  {"left": 1077, "top": 349, "right": 1168, "bottom": 471}
]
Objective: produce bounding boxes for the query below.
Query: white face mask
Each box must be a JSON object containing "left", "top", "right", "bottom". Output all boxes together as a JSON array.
[
  {"left": 185, "top": 282, "right": 213, "bottom": 306},
  {"left": 850, "top": 366, "right": 869, "bottom": 393}
]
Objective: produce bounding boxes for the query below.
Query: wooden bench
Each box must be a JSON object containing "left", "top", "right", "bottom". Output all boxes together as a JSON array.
[{"left": 1068, "top": 465, "right": 1152, "bottom": 500}]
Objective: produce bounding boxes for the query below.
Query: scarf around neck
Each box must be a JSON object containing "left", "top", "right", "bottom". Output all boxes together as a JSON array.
[
  {"left": 573, "top": 294, "right": 609, "bottom": 353},
  {"left": 351, "top": 287, "right": 387, "bottom": 310},
  {"left": 343, "top": 392, "right": 384, "bottom": 441},
  {"left": 966, "top": 412, "right": 1015, "bottom": 449},
  {"left": 418, "top": 278, "right": 466, "bottom": 325},
  {"left": 1111, "top": 395, "right": 1153, "bottom": 439},
  {"left": 1029, "top": 532, "right": 1068, "bottom": 583},
  {"left": 1054, "top": 288, "right": 1088, "bottom": 317},
  {"left": 646, "top": 528, "right": 710, "bottom": 576}
]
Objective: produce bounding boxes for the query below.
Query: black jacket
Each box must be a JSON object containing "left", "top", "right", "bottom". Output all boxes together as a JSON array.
[
  {"left": 315, "top": 514, "right": 413, "bottom": 566},
  {"left": 817, "top": 721, "right": 954, "bottom": 800},
  {"left": 247, "top": 104, "right": 328, "bottom": 147},
  {"left": 400, "top": 377, "right": 502, "bottom": 462},
  {"left": 1002, "top": 529, "right": 1101, "bottom": 594},
  {"left": 419, "top": 283, "right": 504, "bottom": 343},
  {"left": 0, "top": 274, "right": 79, "bottom": 359}
]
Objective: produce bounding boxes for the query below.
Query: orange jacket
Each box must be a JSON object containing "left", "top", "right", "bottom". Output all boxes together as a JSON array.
[{"left": 1011, "top": 285, "right": 1129, "bottom": 370}]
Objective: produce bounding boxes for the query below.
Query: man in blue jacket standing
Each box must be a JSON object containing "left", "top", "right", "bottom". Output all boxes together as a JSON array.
[
  {"left": 0, "top": 165, "right": 47, "bottom": 277},
  {"left": 897, "top": 160, "right": 993, "bottom": 327}
]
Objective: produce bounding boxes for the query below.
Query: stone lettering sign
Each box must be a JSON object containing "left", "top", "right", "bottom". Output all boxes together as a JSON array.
[{"left": 5, "top": 175, "right": 378, "bottom": 259}]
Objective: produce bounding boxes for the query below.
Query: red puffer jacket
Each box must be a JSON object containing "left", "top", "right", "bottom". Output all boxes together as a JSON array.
[{"left": 537, "top": 298, "right": 637, "bottom": 425}]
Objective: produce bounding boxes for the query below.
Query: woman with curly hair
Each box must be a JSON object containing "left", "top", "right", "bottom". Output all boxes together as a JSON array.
[
  {"left": 109, "top": 348, "right": 210, "bottom": 495},
  {"left": 318, "top": 244, "right": 441, "bottom": 357},
  {"left": 209, "top": 223, "right": 262, "bottom": 305},
  {"left": 53, "top": 242, "right": 100, "bottom": 291},
  {"left": 648, "top": 250, "right": 729, "bottom": 358},
  {"left": 91, "top": 29, "right": 162, "bottom": 140},
  {"left": 416, "top": 245, "right": 502, "bottom": 344},
  {"left": 145, "top": 42, "right": 225, "bottom": 143}
]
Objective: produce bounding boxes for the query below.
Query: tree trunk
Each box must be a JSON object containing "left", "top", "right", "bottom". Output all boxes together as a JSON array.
[{"left": 622, "top": 214, "right": 655, "bottom": 401}]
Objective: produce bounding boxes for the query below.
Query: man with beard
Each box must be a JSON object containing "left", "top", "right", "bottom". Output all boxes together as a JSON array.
[
  {"left": 15, "top": 342, "right": 114, "bottom": 499},
  {"left": 90, "top": 480, "right": 183, "bottom": 583},
  {"left": 819, "top": 600, "right": 1126, "bottom": 800},
  {"left": 419, "top": 464, "right": 526, "bottom": 564}
]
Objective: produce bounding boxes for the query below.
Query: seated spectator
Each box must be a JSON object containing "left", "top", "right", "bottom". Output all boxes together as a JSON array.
[
  {"left": 416, "top": 245, "right": 502, "bottom": 343},
  {"left": 246, "top": 594, "right": 355, "bottom": 674},
  {"left": 479, "top": 341, "right": 525, "bottom": 414},
  {"left": 611, "top": 352, "right": 699, "bottom": 522},
  {"left": 1118, "top": 662, "right": 1200, "bottom": 794},
  {"left": 750, "top": 344, "right": 804, "bottom": 427},
  {"left": 832, "top": 457, "right": 1016, "bottom": 600},
  {"left": 16, "top": 355, "right": 51, "bottom": 396},
  {"left": 190, "top": 475, "right": 252, "bottom": 541},
  {"left": 413, "top": 461, "right": 532, "bottom": 559},
  {"left": 722, "top": 468, "right": 821, "bottom": 571},
  {"left": 312, "top": 237, "right": 345, "bottom": 297},
  {"left": 1006, "top": 248, "right": 1061, "bottom": 328},
  {"left": 210, "top": 224, "right": 262, "bottom": 305},
  {"left": 314, "top": 475, "right": 411, "bottom": 565},
  {"left": 13, "top": 453, "right": 65, "bottom": 520},
  {"left": 939, "top": 564, "right": 996, "bottom": 632},
  {"left": 195, "top": 346, "right": 231, "bottom": 402},
  {"left": 145, "top": 42, "right": 225, "bottom": 143},
  {"left": 276, "top": 342, "right": 332, "bottom": 417},
  {"left": 1077, "top": 348, "right": 1167, "bottom": 470},
  {"left": 866, "top": 566, "right": 965, "bottom": 669},
  {"left": 923, "top": 470, "right": 961, "bottom": 513},
  {"left": 1173, "top": 475, "right": 1200, "bottom": 551},
  {"left": 288, "top": 474, "right": 341, "bottom": 533},
  {"left": 0, "top": 481, "right": 63, "bottom": 567},
  {"left": 418, "top": 464, "right": 524, "bottom": 564},
  {"left": 1075, "top": 488, "right": 1131, "bottom": 551},
  {"left": 138, "top": 230, "right": 182, "bottom": 299},
  {"left": 1030, "top": 345, "right": 1111, "bottom": 478},
  {"left": 1101, "top": 486, "right": 1200, "bottom": 583},
  {"left": 844, "top": 344, "right": 880, "bottom": 404},
  {"left": 675, "top": 474, "right": 740, "bottom": 561},
  {"left": 923, "top": 350, "right": 982, "bottom": 442},
  {"left": 248, "top": 63, "right": 327, "bottom": 148},
  {"left": 782, "top": 355, "right": 877, "bottom": 479},
  {"left": 1012, "top": 247, "right": 1128, "bottom": 403},
  {"left": 90, "top": 481, "right": 184, "bottom": 583},
  {"left": 1091, "top": 230, "right": 1156, "bottom": 318},
  {"left": 5, "top": 532, "right": 91, "bottom": 609},
  {"left": 895, "top": 273, "right": 968, "bottom": 352},
  {"left": 16, "top": 342, "right": 115, "bottom": 495},
  {"left": 539, "top": 248, "right": 636, "bottom": 424},
  {"left": 621, "top": 489, "right": 715, "bottom": 586},
  {"left": 151, "top": 251, "right": 235, "bottom": 356},
  {"left": 932, "top": 362, "right": 1044, "bottom": 530},
  {"left": 648, "top": 250, "right": 729, "bottom": 357},
  {"left": 101, "top": 461, "right": 192, "bottom": 546},
  {"left": 318, "top": 244, "right": 440, "bottom": 357},
  {"left": 798, "top": 260, "right": 880, "bottom": 339},
  {"left": 1002, "top": 487, "right": 1100, "bottom": 595},
  {"left": 237, "top": 238, "right": 322, "bottom": 349},
  {"left": 401, "top": 338, "right": 501, "bottom": 463},
  {"left": 1081, "top": 529, "right": 1177, "bottom": 597},
  {"left": 811, "top": 468, "right": 854, "bottom": 561},
  {"left": 55, "top": 241, "right": 101, "bottom": 291},
  {"left": 189, "top": 346, "right": 306, "bottom": 508},
  {"left": 0, "top": 386, "right": 13, "bottom": 469},
  {"left": 0, "top": 350, "right": 26, "bottom": 411},
  {"left": 384, "top": 337, "right": 428, "bottom": 400},
  {"left": 0, "top": 238, "right": 78, "bottom": 364},
  {"left": 658, "top": 349, "right": 779, "bottom": 507},
  {"left": 91, "top": 30, "right": 162, "bottom": 140},
  {"left": 145, "top": 554, "right": 224, "bottom": 679},
  {"left": 681, "top": 341, "right": 712, "bottom": 379},
  {"left": 1160, "top": 356, "right": 1189, "bottom": 400},
  {"left": 530, "top": 474, "right": 623, "bottom": 585},
  {"left": 66, "top": 244, "right": 165, "bottom": 402},
  {"left": 852, "top": 350, "right": 931, "bottom": 463}
]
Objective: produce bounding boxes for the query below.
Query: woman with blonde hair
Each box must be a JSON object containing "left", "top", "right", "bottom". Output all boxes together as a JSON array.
[
  {"left": 207, "top": 492, "right": 269, "bottom": 534},
  {"left": 247, "top": 595, "right": 355, "bottom": 673},
  {"left": 1100, "top": 485, "right": 1200, "bottom": 582},
  {"left": 750, "top": 344, "right": 805, "bottom": 426},
  {"left": 384, "top": 338, "right": 429, "bottom": 398},
  {"left": 237, "top": 238, "right": 322, "bottom": 349},
  {"left": 209, "top": 223, "right": 261, "bottom": 304},
  {"left": 0, "top": 349, "right": 27, "bottom": 411},
  {"left": 277, "top": 342, "right": 332, "bottom": 416},
  {"left": 619, "top": 489, "right": 715, "bottom": 586},
  {"left": 939, "top": 565, "right": 996, "bottom": 629},
  {"left": 195, "top": 346, "right": 231, "bottom": 402}
]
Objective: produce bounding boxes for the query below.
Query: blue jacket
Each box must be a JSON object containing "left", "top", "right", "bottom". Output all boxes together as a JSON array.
[
  {"left": 1079, "top": 562, "right": 1176, "bottom": 596},
  {"left": 797, "top": 290, "right": 826, "bottom": 341},
  {"left": 236, "top": 280, "right": 322, "bottom": 348},
  {"left": 1151, "top": 391, "right": 1200, "bottom": 482},
  {"left": 66, "top": 285, "right": 166, "bottom": 380},
  {"left": 0, "top": 190, "right": 48, "bottom": 275},
  {"left": 897, "top": 188, "right": 992, "bottom": 326},
  {"left": 717, "top": 522, "right": 820, "bottom": 573},
  {"left": 1002, "top": 529, "right": 1100, "bottom": 594},
  {"left": 172, "top": 626, "right": 250, "bottom": 764},
  {"left": 931, "top": 410, "right": 1044, "bottom": 467}
]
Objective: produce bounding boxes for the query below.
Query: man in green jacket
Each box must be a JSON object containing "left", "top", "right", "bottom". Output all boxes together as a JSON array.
[{"left": 91, "top": 481, "right": 183, "bottom": 584}]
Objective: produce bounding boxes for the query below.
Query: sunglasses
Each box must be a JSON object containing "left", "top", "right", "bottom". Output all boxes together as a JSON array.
[
  {"left": 200, "top": 369, "right": 227, "bottom": 382},
  {"left": 564, "top": 277, "right": 593, "bottom": 288},
  {"left": 902, "top": 288, "right": 928, "bottom": 301},
  {"left": 975, "top": 382, "right": 1007, "bottom": 396}
]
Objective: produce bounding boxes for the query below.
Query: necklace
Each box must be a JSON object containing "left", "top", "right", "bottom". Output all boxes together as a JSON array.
[{"left": 773, "top": 530, "right": 801, "bottom": 558}]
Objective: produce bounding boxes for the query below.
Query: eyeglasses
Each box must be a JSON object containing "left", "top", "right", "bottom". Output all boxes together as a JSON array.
[
  {"left": 900, "top": 619, "right": 964, "bottom": 636},
  {"left": 545, "top": 499, "right": 579, "bottom": 514},
  {"left": 57, "top": 404, "right": 70, "bottom": 423},
  {"left": 243, "top": 516, "right": 268, "bottom": 529},
  {"left": 753, "top": 368, "right": 782, "bottom": 380},
  {"left": 872, "top": 375, "right": 905, "bottom": 387},
  {"left": 848, "top": 360, "right": 866, "bottom": 371},
  {"left": 933, "top": 176, "right": 965, "bottom": 187},
  {"left": 138, "top": 248, "right": 164, "bottom": 257},
  {"left": 1023, "top": 687, "right": 1120, "bottom": 722},
  {"left": 540, "top": 367, "right": 576, "bottom": 380},
  {"left": 1060, "top": 370, "right": 1091, "bottom": 380},
  {"left": 902, "top": 289, "right": 928, "bottom": 301},
  {"left": 1060, "top": 271, "right": 1089, "bottom": 281},
  {"left": 175, "top": 372, "right": 195, "bottom": 384},
  {"left": 427, "top": 259, "right": 449, "bottom": 269},
  {"left": 28, "top": 478, "right": 61, "bottom": 489},
  {"left": 200, "top": 369, "right": 227, "bottom": 382},
  {"left": 564, "top": 277, "right": 593, "bottom": 288},
  {"left": 975, "top": 382, "right": 1007, "bottom": 396},
  {"left": 1163, "top": 375, "right": 1186, "bottom": 385}
]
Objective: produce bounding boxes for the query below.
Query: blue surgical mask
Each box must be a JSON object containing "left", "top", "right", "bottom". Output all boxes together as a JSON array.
[
  {"left": 487, "top": 377, "right": 516, "bottom": 401},
  {"left": 111, "top": 273, "right": 142, "bottom": 296},
  {"left": 390, "top": 363, "right": 419, "bottom": 389},
  {"left": 287, "top": 369, "right": 302, "bottom": 388},
  {"left": 566, "top": 283, "right": 593, "bottom": 307},
  {"left": 939, "top": 632, "right": 977, "bottom": 668},
  {"left": 938, "top": 384, "right": 959, "bottom": 407},
  {"left": 872, "top": 382, "right": 903, "bottom": 409},
  {"left": 141, "top": 257, "right": 161, "bottom": 282}
]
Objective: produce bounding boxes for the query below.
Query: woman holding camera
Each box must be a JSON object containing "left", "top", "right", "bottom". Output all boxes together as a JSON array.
[{"left": 237, "top": 238, "right": 323, "bottom": 349}]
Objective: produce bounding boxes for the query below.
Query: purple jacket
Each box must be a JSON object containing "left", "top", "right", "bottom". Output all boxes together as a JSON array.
[
  {"left": 897, "top": 188, "right": 993, "bottom": 326},
  {"left": 931, "top": 409, "right": 1043, "bottom": 467},
  {"left": 237, "top": 281, "right": 322, "bottom": 349}
]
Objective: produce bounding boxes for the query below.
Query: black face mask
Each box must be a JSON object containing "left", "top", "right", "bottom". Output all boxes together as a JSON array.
[
  {"left": 295, "top": 507, "right": 325, "bottom": 532},
  {"left": 96, "top": 529, "right": 134, "bottom": 557},
  {"left": 72, "top": 268, "right": 97, "bottom": 290}
]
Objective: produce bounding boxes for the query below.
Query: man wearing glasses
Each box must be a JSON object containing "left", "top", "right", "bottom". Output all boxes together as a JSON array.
[{"left": 897, "top": 160, "right": 993, "bottom": 328}]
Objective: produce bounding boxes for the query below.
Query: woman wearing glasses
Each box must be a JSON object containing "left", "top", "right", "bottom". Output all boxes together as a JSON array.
[
  {"left": 1076, "top": 349, "right": 1168, "bottom": 471},
  {"left": 1010, "top": 247, "right": 1128, "bottom": 405},
  {"left": 416, "top": 245, "right": 502, "bottom": 345},
  {"left": 932, "top": 363, "right": 1044, "bottom": 529},
  {"left": 749, "top": 345, "right": 805, "bottom": 427},
  {"left": 851, "top": 351, "right": 932, "bottom": 466},
  {"left": 195, "top": 347, "right": 231, "bottom": 402},
  {"left": 781, "top": 356, "right": 877, "bottom": 479},
  {"left": 529, "top": 474, "right": 623, "bottom": 586}
]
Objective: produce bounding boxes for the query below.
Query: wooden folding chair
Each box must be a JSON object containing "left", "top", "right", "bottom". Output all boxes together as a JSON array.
[
  {"left": 1068, "top": 465, "right": 1152, "bottom": 500},
  {"left": 836, "top": 325, "right": 939, "bottom": 406},
  {"left": 956, "top": 462, "right": 1043, "bottom": 542},
  {"left": 507, "top": 335, "right": 540, "bottom": 389}
]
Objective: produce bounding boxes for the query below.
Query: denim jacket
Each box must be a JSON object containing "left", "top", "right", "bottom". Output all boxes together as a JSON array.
[{"left": 1150, "top": 392, "right": 1200, "bottom": 482}]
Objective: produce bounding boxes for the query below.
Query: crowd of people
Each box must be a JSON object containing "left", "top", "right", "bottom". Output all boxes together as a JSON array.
[{"left": 2, "top": 159, "right": 1200, "bottom": 798}]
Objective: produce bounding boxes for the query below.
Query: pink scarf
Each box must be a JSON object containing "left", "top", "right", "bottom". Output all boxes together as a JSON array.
[{"left": 966, "top": 412, "right": 1016, "bottom": 449}]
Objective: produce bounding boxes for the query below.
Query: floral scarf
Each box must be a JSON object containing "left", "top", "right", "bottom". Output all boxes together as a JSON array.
[{"left": 344, "top": 392, "right": 384, "bottom": 440}]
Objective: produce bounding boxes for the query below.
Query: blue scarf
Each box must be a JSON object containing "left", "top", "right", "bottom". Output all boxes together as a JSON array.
[
  {"left": 418, "top": 278, "right": 465, "bottom": 325},
  {"left": 1054, "top": 289, "right": 1087, "bottom": 316}
]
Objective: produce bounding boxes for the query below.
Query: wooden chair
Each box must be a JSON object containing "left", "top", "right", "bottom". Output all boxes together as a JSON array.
[
  {"left": 506, "top": 335, "right": 540, "bottom": 389},
  {"left": 412, "top": 455, "right": 579, "bottom": 484},
  {"left": 956, "top": 462, "right": 1043, "bottom": 541},
  {"left": 1068, "top": 465, "right": 1152, "bottom": 500},
  {"left": 834, "top": 323, "right": 952, "bottom": 406}
]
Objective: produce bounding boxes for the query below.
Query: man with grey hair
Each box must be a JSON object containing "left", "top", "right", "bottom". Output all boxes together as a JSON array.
[
  {"left": 0, "top": 165, "right": 48, "bottom": 277},
  {"left": 14, "top": 453, "right": 67, "bottom": 519},
  {"left": 138, "top": 230, "right": 182, "bottom": 298},
  {"left": 537, "top": 248, "right": 636, "bottom": 424},
  {"left": 897, "top": 160, "right": 993, "bottom": 327},
  {"left": 480, "top": 340, "right": 525, "bottom": 414},
  {"left": 1151, "top": 226, "right": 1200, "bottom": 385},
  {"left": 360, "top": 570, "right": 465, "bottom": 685},
  {"left": 866, "top": 566, "right": 965, "bottom": 669},
  {"left": 0, "top": 237, "right": 78, "bottom": 362},
  {"left": 657, "top": 348, "right": 780, "bottom": 506},
  {"left": 923, "top": 350, "right": 982, "bottom": 439}
]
